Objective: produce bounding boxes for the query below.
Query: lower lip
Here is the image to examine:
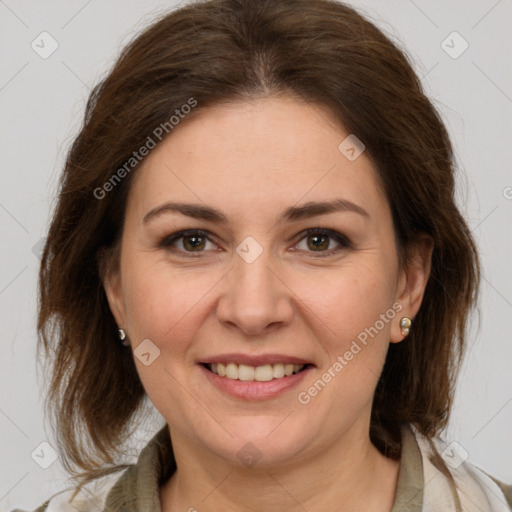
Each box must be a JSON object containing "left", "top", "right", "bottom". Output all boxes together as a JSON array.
[{"left": 199, "top": 364, "right": 313, "bottom": 400}]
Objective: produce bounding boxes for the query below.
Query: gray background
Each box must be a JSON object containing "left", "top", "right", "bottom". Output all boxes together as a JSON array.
[{"left": 1, "top": 0, "right": 511, "bottom": 510}]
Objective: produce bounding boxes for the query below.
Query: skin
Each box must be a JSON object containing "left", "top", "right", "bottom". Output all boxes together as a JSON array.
[{"left": 103, "top": 95, "right": 433, "bottom": 511}]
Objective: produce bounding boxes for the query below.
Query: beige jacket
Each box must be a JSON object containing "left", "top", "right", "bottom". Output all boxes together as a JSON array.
[{"left": 14, "top": 424, "right": 512, "bottom": 512}]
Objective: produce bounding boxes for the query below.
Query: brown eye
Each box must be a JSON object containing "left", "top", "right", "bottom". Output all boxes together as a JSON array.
[
  {"left": 295, "top": 228, "right": 352, "bottom": 257},
  {"left": 159, "top": 227, "right": 351, "bottom": 258},
  {"left": 181, "top": 233, "right": 206, "bottom": 251},
  {"left": 160, "top": 230, "right": 216, "bottom": 255},
  {"left": 307, "top": 233, "right": 330, "bottom": 251}
]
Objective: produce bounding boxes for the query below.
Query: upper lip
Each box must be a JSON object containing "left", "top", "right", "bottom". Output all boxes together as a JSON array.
[{"left": 200, "top": 353, "right": 314, "bottom": 366}]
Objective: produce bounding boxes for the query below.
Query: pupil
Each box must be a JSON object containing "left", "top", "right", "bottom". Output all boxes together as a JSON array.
[
  {"left": 310, "top": 234, "right": 328, "bottom": 250},
  {"left": 185, "top": 235, "right": 204, "bottom": 250}
]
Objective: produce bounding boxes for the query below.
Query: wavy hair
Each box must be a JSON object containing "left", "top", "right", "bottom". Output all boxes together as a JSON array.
[{"left": 37, "top": 0, "right": 480, "bottom": 494}]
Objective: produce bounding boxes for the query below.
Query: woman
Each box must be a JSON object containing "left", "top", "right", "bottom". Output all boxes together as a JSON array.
[{"left": 17, "top": 0, "right": 511, "bottom": 510}]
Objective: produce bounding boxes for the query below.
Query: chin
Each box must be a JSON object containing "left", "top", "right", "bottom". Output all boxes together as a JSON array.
[{"left": 202, "top": 417, "right": 315, "bottom": 468}]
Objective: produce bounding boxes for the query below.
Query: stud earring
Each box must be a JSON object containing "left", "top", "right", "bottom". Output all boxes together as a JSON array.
[
  {"left": 118, "top": 328, "right": 130, "bottom": 346},
  {"left": 400, "top": 317, "right": 412, "bottom": 336}
]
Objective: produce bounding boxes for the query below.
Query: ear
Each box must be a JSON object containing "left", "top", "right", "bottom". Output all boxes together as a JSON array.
[
  {"left": 99, "top": 246, "right": 127, "bottom": 329},
  {"left": 390, "top": 233, "right": 434, "bottom": 343}
]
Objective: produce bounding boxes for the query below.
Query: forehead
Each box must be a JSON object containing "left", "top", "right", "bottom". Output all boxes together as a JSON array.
[{"left": 126, "top": 96, "right": 389, "bottom": 226}]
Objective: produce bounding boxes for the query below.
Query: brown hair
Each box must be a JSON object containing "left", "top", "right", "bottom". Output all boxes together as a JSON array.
[{"left": 38, "top": 0, "right": 480, "bottom": 491}]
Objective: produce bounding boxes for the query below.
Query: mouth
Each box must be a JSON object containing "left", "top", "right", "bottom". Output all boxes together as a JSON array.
[
  {"left": 198, "top": 354, "right": 315, "bottom": 399},
  {"left": 202, "top": 362, "right": 312, "bottom": 382}
]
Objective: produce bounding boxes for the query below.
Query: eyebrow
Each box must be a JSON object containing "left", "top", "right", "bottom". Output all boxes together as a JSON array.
[{"left": 142, "top": 198, "right": 369, "bottom": 225}]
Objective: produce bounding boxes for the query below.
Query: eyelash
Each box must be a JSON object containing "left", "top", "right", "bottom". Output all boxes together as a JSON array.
[{"left": 159, "top": 228, "right": 352, "bottom": 258}]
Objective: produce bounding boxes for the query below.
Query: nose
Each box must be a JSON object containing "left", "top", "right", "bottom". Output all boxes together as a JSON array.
[{"left": 216, "top": 245, "right": 294, "bottom": 337}]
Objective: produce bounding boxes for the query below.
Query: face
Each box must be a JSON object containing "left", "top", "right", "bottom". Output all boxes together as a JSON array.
[{"left": 104, "top": 95, "right": 431, "bottom": 468}]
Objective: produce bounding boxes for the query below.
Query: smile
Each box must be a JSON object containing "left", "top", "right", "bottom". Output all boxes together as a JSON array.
[
  {"left": 199, "top": 354, "right": 314, "bottom": 399},
  {"left": 206, "top": 362, "right": 307, "bottom": 381}
]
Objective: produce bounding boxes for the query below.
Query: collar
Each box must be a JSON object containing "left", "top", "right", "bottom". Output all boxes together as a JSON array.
[
  {"left": 87, "top": 422, "right": 508, "bottom": 511},
  {"left": 103, "top": 423, "right": 424, "bottom": 512},
  {"left": 104, "top": 423, "right": 174, "bottom": 512}
]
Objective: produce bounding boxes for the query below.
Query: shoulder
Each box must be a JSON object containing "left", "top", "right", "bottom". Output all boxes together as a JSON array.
[
  {"left": 11, "top": 468, "right": 130, "bottom": 512},
  {"left": 487, "top": 473, "right": 512, "bottom": 509},
  {"left": 13, "top": 424, "right": 173, "bottom": 512},
  {"left": 409, "top": 424, "right": 512, "bottom": 511}
]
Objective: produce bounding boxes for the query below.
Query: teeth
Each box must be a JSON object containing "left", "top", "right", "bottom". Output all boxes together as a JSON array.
[
  {"left": 273, "top": 363, "right": 285, "bottom": 379},
  {"left": 225, "top": 363, "right": 238, "bottom": 379},
  {"left": 238, "top": 364, "right": 255, "bottom": 381},
  {"left": 255, "top": 364, "right": 273, "bottom": 381},
  {"left": 210, "top": 362, "right": 306, "bottom": 381}
]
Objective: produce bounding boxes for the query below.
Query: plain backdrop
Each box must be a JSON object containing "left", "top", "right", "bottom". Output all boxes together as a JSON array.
[{"left": 1, "top": 1, "right": 511, "bottom": 510}]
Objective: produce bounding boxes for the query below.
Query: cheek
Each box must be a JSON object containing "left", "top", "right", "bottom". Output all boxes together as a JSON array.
[
  {"left": 295, "top": 266, "right": 395, "bottom": 349},
  {"left": 122, "top": 255, "right": 223, "bottom": 352},
  {"left": 293, "top": 270, "right": 396, "bottom": 420},
  {"left": 120, "top": 258, "right": 218, "bottom": 411}
]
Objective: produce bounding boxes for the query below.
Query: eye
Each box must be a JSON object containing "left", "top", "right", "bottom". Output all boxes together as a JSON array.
[
  {"left": 159, "top": 229, "right": 218, "bottom": 257},
  {"left": 293, "top": 228, "right": 352, "bottom": 257},
  {"left": 159, "top": 227, "right": 352, "bottom": 258}
]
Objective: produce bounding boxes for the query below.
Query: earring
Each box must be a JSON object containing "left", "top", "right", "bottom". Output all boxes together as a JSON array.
[
  {"left": 118, "top": 328, "right": 130, "bottom": 346},
  {"left": 400, "top": 317, "right": 412, "bottom": 336}
]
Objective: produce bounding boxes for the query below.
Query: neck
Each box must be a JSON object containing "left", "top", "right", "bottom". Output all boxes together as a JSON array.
[{"left": 160, "top": 425, "right": 400, "bottom": 512}]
